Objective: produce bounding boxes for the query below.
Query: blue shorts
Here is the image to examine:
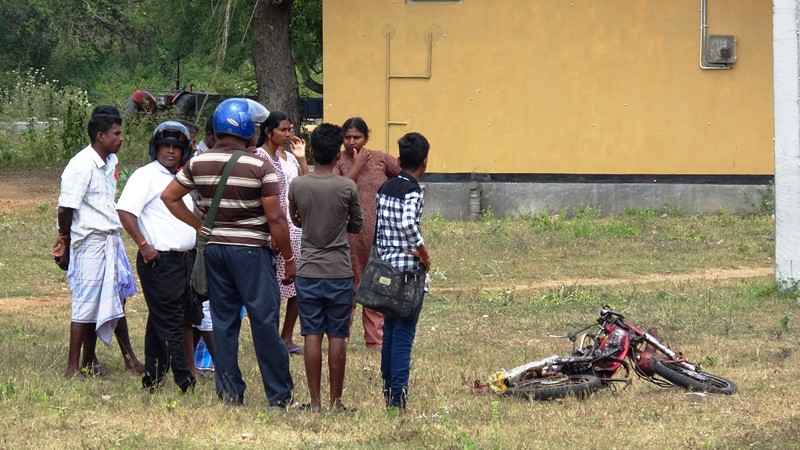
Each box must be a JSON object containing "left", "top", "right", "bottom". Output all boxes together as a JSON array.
[{"left": 295, "top": 276, "right": 354, "bottom": 338}]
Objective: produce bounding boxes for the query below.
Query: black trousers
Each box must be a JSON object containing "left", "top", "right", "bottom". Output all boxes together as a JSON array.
[{"left": 137, "top": 251, "right": 195, "bottom": 391}]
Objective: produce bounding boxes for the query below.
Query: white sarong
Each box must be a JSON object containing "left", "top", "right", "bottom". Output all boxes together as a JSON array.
[{"left": 67, "top": 233, "right": 137, "bottom": 345}]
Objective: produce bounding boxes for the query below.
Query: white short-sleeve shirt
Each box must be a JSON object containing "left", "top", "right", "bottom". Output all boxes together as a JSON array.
[
  {"left": 58, "top": 145, "right": 122, "bottom": 247},
  {"left": 117, "top": 161, "right": 196, "bottom": 252}
]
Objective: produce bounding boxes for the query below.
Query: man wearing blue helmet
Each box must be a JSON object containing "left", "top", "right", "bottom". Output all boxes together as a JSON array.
[
  {"left": 161, "top": 98, "right": 296, "bottom": 408},
  {"left": 117, "top": 121, "right": 200, "bottom": 392}
]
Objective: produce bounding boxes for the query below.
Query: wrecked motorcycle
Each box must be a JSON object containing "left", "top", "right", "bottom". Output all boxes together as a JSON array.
[{"left": 484, "top": 306, "right": 737, "bottom": 400}]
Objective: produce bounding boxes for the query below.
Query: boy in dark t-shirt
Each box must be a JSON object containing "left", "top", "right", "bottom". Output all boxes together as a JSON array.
[{"left": 288, "top": 123, "right": 363, "bottom": 413}]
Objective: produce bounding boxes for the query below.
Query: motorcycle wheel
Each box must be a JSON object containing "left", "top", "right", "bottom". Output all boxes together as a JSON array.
[
  {"left": 504, "top": 374, "right": 603, "bottom": 400},
  {"left": 652, "top": 358, "right": 737, "bottom": 394}
]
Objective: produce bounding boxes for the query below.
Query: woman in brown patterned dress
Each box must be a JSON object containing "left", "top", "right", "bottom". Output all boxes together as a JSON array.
[{"left": 334, "top": 117, "right": 400, "bottom": 350}]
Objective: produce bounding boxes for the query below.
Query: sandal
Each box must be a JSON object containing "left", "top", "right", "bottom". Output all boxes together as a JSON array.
[
  {"left": 331, "top": 404, "right": 357, "bottom": 414},
  {"left": 297, "top": 403, "right": 321, "bottom": 413}
]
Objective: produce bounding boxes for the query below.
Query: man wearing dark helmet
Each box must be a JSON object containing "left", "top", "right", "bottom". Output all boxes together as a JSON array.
[{"left": 117, "top": 120, "right": 200, "bottom": 392}]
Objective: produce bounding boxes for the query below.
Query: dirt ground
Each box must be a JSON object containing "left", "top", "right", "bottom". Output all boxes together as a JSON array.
[
  {"left": 0, "top": 167, "right": 774, "bottom": 311},
  {"left": 0, "top": 168, "right": 62, "bottom": 211}
]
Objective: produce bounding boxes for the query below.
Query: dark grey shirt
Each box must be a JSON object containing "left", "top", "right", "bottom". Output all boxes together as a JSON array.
[{"left": 288, "top": 174, "right": 363, "bottom": 278}]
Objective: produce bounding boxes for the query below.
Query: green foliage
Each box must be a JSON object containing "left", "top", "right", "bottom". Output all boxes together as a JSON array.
[
  {"left": 0, "top": 379, "right": 17, "bottom": 401},
  {"left": 0, "top": 1, "right": 59, "bottom": 71},
  {"left": 255, "top": 409, "right": 273, "bottom": 424},
  {"left": 743, "top": 181, "right": 775, "bottom": 217},
  {"left": 292, "top": 0, "right": 323, "bottom": 94},
  {"left": 0, "top": 0, "right": 324, "bottom": 168},
  {"left": 531, "top": 285, "right": 600, "bottom": 306},
  {"left": 116, "top": 166, "right": 136, "bottom": 200},
  {"left": 780, "top": 313, "right": 790, "bottom": 331},
  {"left": 623, "top": 206, "right": 660, "bottom": 218},
  {"left": 521, "top": 206, "right": 643, "bottom": 239},
  {"left": 0, "top": 69, "right": 89, "bottom": 166},
  {"left": 0, "top": 0, "right": 321, "bottom": 105},
  {"left": 521, "top": 210, "right": 565, "bottom": 232},
  {"left": 743, "top": 280, "right": 790, "bottom": 299}
]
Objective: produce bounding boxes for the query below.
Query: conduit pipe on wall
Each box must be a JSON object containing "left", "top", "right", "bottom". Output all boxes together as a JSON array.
[
  {"left": 384, "top": 27, "right": 433, "bottom": 150},
  {"left": 700, "top": 0, "right": 731, "bottom": 70},
  {"left": 468, "top": 181, "right": 482, "bottom": 220}
]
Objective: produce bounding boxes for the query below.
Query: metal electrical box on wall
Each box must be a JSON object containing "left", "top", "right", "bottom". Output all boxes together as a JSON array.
[{"left": 705, "top": 35, "right": 737, "bottom": 64}]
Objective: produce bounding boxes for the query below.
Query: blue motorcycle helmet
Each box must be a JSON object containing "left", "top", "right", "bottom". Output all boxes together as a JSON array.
[
  {"left": 149, "top": 120, "right": 191, "bottom": 166},
  {"left": 245, "top": 99, "right": 270, "bottom": 124},
  {"left": 212, "top": 98, "right": 270, "bottom": 140}
]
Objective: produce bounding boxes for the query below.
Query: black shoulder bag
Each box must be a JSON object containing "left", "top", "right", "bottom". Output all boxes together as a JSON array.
[{"left": 355, "top": 186, "right": 425, "bottom": 320}]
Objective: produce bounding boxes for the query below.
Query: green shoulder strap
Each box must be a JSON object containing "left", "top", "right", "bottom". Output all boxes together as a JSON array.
[{"left": 199, "top": 149, "right": 245, "bottom": 241}]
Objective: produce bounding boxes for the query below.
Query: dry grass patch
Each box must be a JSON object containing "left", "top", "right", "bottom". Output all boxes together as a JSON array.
[{"left": 3, "top": 198, "right": 798, "bottom": 448}]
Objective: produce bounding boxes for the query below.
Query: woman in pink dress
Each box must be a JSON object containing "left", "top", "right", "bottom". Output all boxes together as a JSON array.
[
  {"left": 334, "top": 117, "right": 400, "bottom": 350},
  {"left": 256, "top": 111, "right": 309, "bottom": 354}
]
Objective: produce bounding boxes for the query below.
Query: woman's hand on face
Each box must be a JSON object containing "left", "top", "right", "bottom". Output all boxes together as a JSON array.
[
  {"left": 288, "top": 136, "right": 306, "bottom": 159},
  {"left": 353, "top": 147, "right": 371, "bottom": 167}
]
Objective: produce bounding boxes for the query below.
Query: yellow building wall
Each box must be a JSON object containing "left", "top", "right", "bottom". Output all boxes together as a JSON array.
[{"left": 322, "top": 0, "right": 773, "bottom": 175}]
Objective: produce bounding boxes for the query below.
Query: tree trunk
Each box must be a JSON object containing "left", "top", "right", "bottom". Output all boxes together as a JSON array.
[
  {"left": 252, "top": 0, "right": 300, "bottom": 124},
  {"left": 298, "top": 64, "right": 324, "bottom": 95}
]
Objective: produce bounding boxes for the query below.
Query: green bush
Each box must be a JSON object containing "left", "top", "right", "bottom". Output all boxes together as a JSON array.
[{"left": 0, "top": 68, "right": 90, "bottom": 167}]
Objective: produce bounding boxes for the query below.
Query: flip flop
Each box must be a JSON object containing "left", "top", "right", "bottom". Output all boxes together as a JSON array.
[
  {"left": 288, "top": 347, "right": 303, "bottom": 355},
  {"left": 297, "top": 403, "right": 321, "bottom": 413}
]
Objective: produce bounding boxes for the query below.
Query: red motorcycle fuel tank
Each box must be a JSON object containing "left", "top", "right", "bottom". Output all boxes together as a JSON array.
[{"left": 594, "top": 325, "right": 629, "bottom": 374}]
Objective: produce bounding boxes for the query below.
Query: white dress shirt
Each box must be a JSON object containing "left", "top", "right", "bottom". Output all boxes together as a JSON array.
[
  {"left": 58, "top": 145, "right": 122, "bottom": 247},
  {"left": 116, "top": 160, "right": 196, "bottom": 252}
]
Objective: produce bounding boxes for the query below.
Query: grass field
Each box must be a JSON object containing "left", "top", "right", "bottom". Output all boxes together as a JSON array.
[{"left": 1, "top": 192, "right": 798, "bottom": 449}]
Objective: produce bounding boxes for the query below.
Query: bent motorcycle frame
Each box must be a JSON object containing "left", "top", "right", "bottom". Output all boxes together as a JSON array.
[{"left": 490, "top": 308, "right": 700, "bottom": 395}]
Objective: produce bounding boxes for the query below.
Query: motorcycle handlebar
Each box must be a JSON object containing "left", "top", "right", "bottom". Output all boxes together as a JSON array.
[
  {"left": 547, "top": 332, "right": 578, "bottom": 342},
  {"left": 599, "top": 306, "right": 625, "bottom": 322}
]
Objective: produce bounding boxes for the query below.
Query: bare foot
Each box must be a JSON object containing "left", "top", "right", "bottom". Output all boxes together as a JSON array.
[
  {"left": 124, "top": 359, "right": 145, "bottom": 375},
  {"left": 64, "top": 366, "right": 85, "bottom": 380}
]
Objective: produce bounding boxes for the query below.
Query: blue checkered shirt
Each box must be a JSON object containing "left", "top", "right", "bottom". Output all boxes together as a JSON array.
[{"left": 375, "top": 171, "right": 428, "bottom": 290}]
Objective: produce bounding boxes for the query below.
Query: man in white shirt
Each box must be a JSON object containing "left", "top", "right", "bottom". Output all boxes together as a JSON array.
[
  {"left": 117, "top": 121, "right": 200, "bottom": 392},
  {"left": 55, "top": 112, "right": 140, "bottom": 379}
]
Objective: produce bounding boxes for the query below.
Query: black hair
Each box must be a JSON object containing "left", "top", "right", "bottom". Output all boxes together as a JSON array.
[
  {"left": 397, "top": 132, "right": 429, "bottom": 170},
  {"left": 88, "top": 114, "right": 123, "bottom": 144},
  {"left": 257, "top": 110, "right": 290, "bottom": 147},
  {"left": 204, "top": 116, "right": 214, "bottom": 133},
  {"left": 310, "top": 123, "right": 344, "bottom": 165},
  {"left": 342, "top": 117, "right": 369, "bottom": 140},
  {"left": 174, "top": 118, "right": 198, "bottom": 136},
  {"left": 91, "top": 105, "right": 121, "bottom": 117}
]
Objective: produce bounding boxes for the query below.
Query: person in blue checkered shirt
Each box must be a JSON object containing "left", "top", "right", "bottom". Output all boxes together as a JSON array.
[{"left": 376, "top": 132, "right": 431, "bottom": 414}]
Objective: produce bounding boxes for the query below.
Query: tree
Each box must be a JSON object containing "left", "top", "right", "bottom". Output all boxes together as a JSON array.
[
  {"left": 252, "top": 0, "right": 300, "bottom": 123},
  {"left": 291, "top": 0, "right": 323, "bottom": 95},
  {"left": 0, "top": 1, "right": 57, "bottom": 71}
]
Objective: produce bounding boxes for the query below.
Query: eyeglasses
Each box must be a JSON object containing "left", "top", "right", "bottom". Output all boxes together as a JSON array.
[{"left": 156, "top": 130, "right": 188, "bottom": 142}]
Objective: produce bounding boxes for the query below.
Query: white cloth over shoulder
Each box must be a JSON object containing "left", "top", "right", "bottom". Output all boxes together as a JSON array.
[{"left": 68, "top": 233, "right": 137, "bottom": 345}]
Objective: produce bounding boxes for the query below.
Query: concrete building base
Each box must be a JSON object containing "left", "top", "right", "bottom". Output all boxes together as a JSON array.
[{"left": 420, "top": 182, "right": 772, "bottom": 219}]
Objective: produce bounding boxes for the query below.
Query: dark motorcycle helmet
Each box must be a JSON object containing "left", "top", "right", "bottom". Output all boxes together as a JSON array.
[{"left": 149, "top": 120, "right": 191, "bottom": 166}]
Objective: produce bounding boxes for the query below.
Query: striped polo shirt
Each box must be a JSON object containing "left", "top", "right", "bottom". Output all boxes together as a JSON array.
[{"left": 176, "top": 137, "right": 280, "bottom": 247}]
